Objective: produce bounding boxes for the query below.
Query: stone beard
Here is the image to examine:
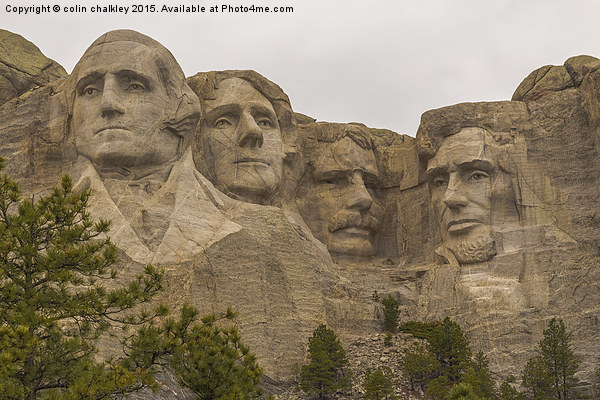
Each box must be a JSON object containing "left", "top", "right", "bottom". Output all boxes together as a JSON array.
[
  {"left": 426, "top": 127, "right": 519, "bottom": 265},
  {"left": 445, "top": 232, "right": 497, "bottom": 265}
]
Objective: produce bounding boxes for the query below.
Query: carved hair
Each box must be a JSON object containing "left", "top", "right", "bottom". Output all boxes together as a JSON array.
[
  {"left": 415, "top": 101, "right": 528, "bottom": 165},
  {"left": 414, "top": 101, "right": 563, "bottom": 227},
  {"left": 187, "top": 70, "right": 295, "bottom": 140},
  {"left": 316, "top": 122, "right": 374, "bottom": 150},
  {"left": 66, "top": 30, "right": 200, "bottom": 143}
]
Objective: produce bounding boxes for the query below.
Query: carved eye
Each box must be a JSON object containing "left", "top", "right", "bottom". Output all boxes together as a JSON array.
[
  {"left": 214, "top": 118, "right": 232, "bottom": 128},
  {"left": 83, "top": 86, "right": 99, "bottom": 96},
  {"left": 128, "top": 82, "right": 145, "bottom": 91},
  {"left": 321, "top": 174, "right": 350, "bottom": 186},
  {"left": 433, "top": 178, "right": 447, "bottom": 188},
  {"left": 257, "top": 119, "right": 273, "bottom": 128},
  {"left": 468, "top": 171, "right": 489, "bottom": 182}
]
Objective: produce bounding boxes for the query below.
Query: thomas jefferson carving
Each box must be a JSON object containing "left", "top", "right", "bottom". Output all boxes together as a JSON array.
[
  {"left": 297, "top": 123, "right": 383, "bottom": 258},
  {"left": 188, "top": 70, "right": 296, "bottom": 205}
]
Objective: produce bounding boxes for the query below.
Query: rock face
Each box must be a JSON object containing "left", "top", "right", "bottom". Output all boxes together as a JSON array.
[
  {"left": 0, "top": 29, "right": 66, "bottom": 106},
  {"left": 409, "top": 57, "right": 600, "bottom": 385},
  {"left": 0, "top": 29, "right": 599, "bottom": 395}
]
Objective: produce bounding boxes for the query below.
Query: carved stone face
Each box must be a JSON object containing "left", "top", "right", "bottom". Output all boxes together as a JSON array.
[
  {"left": 426, "top": 127, "right": 518, "bottom": 264},
  {"left": 302, "top": 136, "right": 383, "bottom": 257},
  {"left": 72, "top": 42, "right": 178, "bottom": 169},
  {"left": 201, "top": 77, "right": 283, "bottom": 204}
]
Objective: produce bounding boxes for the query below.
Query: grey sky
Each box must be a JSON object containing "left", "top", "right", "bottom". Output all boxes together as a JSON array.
[{"left": 2, "top": 0, "right": 600, "bottom": 136}]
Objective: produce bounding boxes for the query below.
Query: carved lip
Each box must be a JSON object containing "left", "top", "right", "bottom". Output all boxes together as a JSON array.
[
  {"left": 336, "top": 226, "right": 374, "bottom": 237},
  {"left": 95, "top": 126, "right": 130, "bottom": 135},
  {"left": 235, "top": 157, "right": 270, "bottom": 166},
  {"left": 446, "top": 219, "right": 482, "bottom": 233}
]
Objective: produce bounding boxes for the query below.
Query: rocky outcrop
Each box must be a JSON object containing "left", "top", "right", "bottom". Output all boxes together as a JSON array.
[{"left": 0, "top": 29, "right": 66, "bottom": 106}]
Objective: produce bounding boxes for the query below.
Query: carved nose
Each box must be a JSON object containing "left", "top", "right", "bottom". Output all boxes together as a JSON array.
[
  {"left": 346, "top": 172, "right": 373, "bottom": 211},
  {"left": 100, "top": 79, "right": 125, "bottom": 118},
  {"left": 443, "top": 177, "right": 468, "bottom": 209},
  {"left": 237, "top": 113, "right": 263, "bottom": 148}
]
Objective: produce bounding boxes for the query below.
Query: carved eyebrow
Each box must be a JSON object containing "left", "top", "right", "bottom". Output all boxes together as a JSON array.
[
  {"left": 75, "top": 69, "right": 154, "bottom": 94},
  {"left": 203, "top": 104, "right": 240, "bottom": 122},
  {"left": 113, "top": 70, "right": 153, "bottom": 89},
  {"left": 456, "top": 159, "right": 494, "bottom": 172},
  {"left": 316, "top": 169, "right": 380, "bottom": 186},
  {"left": 426, "top": 159, "right": 494, "bottom": 178},
  {"left": 425, "top": 166, "right": 445, "bottom": 179},
  {"left": 249, "top": 104, "right": 277, "bottom": 120},
  {"left": 316, "top": 169, "right": 349, "bottom": 180},
  {"left": 75, "top": 71, "right": 105, "bottom": 93}
]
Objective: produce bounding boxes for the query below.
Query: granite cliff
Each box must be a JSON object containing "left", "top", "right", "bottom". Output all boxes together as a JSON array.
[{"left": 0, "top": 29, "right": 598, "bottom": 396}]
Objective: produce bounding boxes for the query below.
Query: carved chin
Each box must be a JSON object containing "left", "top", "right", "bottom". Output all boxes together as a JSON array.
[
  {"left": 216, "top": 165, "right": 280, "bottom": 204},
  {"left": 447, "top": 234, "right": 497, "bottom": 265},
  {"left": 223, "top": 178, "right": 278, "bottom": 204},
  {"left": 326, "top": 233, "right": 377, "bottom": 258}
]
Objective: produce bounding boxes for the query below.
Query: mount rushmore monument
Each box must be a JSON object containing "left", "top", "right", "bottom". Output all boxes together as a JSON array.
[{"left": 0, "top": 28, "right": 599, "bottom": 392}]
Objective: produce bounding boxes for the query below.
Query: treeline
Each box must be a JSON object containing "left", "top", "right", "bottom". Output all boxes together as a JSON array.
[{"left": 297, "top": 293, "right": 599, "bottom": 400}]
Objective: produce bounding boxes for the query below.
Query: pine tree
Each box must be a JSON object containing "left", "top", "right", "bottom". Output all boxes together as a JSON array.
[
  {"left": 373, "top": 292, "right": 400, "bottom": 333},
  {"left": 402, "top": 344, "right": 439, "bottom": 391},
  {"left": 299, "top": 324, "right": 351, "bottom": 399},
  {"left": 593, "top": 362, "right": 600, "bottom": 399},
  {"left": 427, "top": 317, "right": 472, "bottom": 383},
  {"left": 0, "top": 164, "right": 164, "bottom": 399},
  {"left": 538, "top": 318, "right": 581, "bottom": 400},
  {"left": 381, "top": 295, "right": 400, "bottom": 333},
  {"left": 425, "top": 375, "right": 450, "bottom": 400},
  {"left": 461, "top": 351, "right": 496, "bottom": 399},
  {"left": 499, "top": 380, "right": 523, "bottom": 400},
  {"left": 126, "top": 305, "right": 264, "bottom": 399},
  {"left": 521, "top": 356, "right": 552, "bottom": 400},
  {"left": 363, "top": 367, "right": 395, "bottom": 400},
  {"left": 448, "top": 382, "right": 481, "bottom": 400}
]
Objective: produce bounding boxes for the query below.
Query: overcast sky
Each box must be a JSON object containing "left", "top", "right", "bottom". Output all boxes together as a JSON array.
[{"left": 2, "top": 0, "right": 600, "bottom": 136}]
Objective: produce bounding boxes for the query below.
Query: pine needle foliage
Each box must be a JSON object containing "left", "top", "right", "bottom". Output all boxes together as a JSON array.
[
  {"left": 299, "top": 324, "right": 351, "bottom": 399},
  {"left": 363, "top": 366, "right": 396, "bottom": 400},
  {"left": 0, "top": 163, "right": 165, "bottom": 399},
  {"left": 126, "top": 305, "right": 264, "bottom": 400}
]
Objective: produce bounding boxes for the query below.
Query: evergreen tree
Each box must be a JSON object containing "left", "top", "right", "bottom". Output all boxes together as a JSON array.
[
  {"left": 448, "top": 382, "right": 481, "bottom": 400},
  {"left": 538, "top": 318, "right": 581, "bottom": 400},
  {"left": 299, "top": 324, "right": 351, "bottom": 399},
  {"left": 402, "top": 344, "right": 439, "bottom": 391},
  {"left": 0, "top": 166, "right": 164, "bottom": 399},
  {"left": 521, "top": 356, "right": 552, "bottom": 400},
  {"left": 593, "top": 362, "right": 600, "bottom": 399},
  {"left": 127, "top": 305, "right": 264, "bottom": 399},
  {"left": 425, "top": 375, "right": 450, "bottom": 400},
  {"left": 428, "top": 317, "right": 472, "bottom": 383},
  {"left": 373, "top": 292, "right": 400, "bottom": 333},
  {"left": 381, "top": 295, "right": 400, "bottom": 333},
  {"left": 399, "top": 320, "right": 440, "bottom": 341},
  {"left": 461, "top": 351, "right": 496, "bottom": 399},
  {"left": 499, "top": 380, "right": 523, "bottom": 400},
  {"left": 363, "top": 367, "right": 395, "bottom": 400}
]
